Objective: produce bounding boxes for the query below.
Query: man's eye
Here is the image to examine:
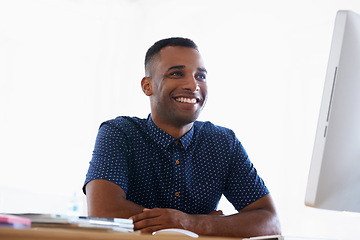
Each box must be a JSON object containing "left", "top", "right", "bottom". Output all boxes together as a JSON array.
[
  {"left": 169, "top": 71, "right": 183, "bottom": 77},
  {"left": 196, "top": 74, "right": 207, "bottom": 81}
]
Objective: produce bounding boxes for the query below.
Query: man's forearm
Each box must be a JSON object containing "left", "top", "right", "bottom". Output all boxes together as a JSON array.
[
  {"left": 183, "top": 194, "right": 281, "bottom": 238},
  {"left": 86, "top": 179, "right": 145, "bottom": 219},
  {"left": 186, "top": 208, "right": 281, "bottom": 238},
  {"left": 111, "top": 198, "right": 145, "bottom": 219}
]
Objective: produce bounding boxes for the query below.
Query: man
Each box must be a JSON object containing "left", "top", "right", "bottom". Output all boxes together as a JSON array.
[{"left": 83, "top": 37, "right": 281, "bottom": 238}]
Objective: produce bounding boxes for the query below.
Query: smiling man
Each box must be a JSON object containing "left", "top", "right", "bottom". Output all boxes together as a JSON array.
[
  {"left": 142, "top": 43, "right": 207, "bottom": 139},
  {"left": 83, "top": 37, "right": 281, "bottom": 238}
]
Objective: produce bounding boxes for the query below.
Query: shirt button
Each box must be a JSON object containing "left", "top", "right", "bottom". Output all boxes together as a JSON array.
[
  {"left": 175, "top": 160, "right": 180, "bottom": 165},
  {"left": 175, "top": 140, "right": 179, "bottom": 145},
  {"left": 175, "top": 192, "right": 180, "bottom": 197}
]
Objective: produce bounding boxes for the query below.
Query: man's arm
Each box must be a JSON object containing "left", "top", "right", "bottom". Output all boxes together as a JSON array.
[
  {"left": 85, "top": 179, "right": 144, "bottom": 218},
  {"left": 85, "top": 179, "right": 281, "bottom": 238},
  {"left": 85, "top": 179, "right": 224, "bottom": 219},
  {"left": 131, "top": 194, "right": 281, "bottom": 238}
]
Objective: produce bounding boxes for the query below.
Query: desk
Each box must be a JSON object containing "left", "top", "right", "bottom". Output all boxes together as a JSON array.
[{"left": 0, "top": 227, "right": 236, "bottom": 240}]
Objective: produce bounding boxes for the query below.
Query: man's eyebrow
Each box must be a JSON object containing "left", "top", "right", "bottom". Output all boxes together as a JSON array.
[
  {"left": 167, "top": 65, "right": 207, "bottom": 73},
  {"left": 198, "top": 67, "right": 207, "bottom": 73},
  {"left": 167, "top": 65, "right": 185, "bottom": 71}
]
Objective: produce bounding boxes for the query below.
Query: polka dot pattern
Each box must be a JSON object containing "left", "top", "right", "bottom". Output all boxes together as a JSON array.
[{"left": 83, "top": 115, "right": 269, "bottom": 214}]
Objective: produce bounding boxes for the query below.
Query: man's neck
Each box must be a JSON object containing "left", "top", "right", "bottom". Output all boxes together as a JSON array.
[{"left": 151, "top": 117, "right": 194, "bottom": 139}]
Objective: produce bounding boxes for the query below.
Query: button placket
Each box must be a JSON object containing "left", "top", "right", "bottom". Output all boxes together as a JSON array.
[
  {"left": 173, "top": 140, "right": 186, "bottom": 207},
  {"left": 172, "top": 141, "right": 180, "bottom": 207}
]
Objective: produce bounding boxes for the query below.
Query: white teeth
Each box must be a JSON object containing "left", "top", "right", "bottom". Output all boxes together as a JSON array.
[{"left": 176, "top": 97, "right": 197, "bottom": 103}]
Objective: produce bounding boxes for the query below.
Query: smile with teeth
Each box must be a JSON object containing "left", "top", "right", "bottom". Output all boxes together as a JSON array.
[{"left": 175, "top": 97, "right": 198, "bottom": 103}]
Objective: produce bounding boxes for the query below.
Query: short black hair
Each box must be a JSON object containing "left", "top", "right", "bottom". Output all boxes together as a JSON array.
[{"left": 144, "top": 37, "right": 199, "bottom": 76}]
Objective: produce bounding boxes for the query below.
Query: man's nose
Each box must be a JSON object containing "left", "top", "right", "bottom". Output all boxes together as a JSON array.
[{"left": 183, "top": 75, "right": 199, "bottom": 92}]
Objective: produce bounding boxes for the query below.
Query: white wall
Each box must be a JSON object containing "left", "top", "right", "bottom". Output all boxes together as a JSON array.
[{"left": 1, "top": 0, "right": 360, "bottom": 239}]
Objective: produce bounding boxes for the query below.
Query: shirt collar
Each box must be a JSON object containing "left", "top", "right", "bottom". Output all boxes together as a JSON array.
[
  {"left": 179, "top": 126, "right": 194, "bottom": 150},
  {"left": 146, "top": 114, "right": 194, "bottom": 150}
]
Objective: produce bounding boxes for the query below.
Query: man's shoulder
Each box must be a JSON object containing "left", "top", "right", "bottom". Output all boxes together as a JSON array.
[
  {"left": 109, "top": 116, "right": 146, "bottom": 124},
  {"left": 194, "top": 120, "right": 235, "bottom": 138},
  {"left": 101, "top": 116, "right": 147, "bottom": 131}
]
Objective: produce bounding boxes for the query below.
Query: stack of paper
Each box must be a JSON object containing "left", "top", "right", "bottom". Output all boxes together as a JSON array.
[
  {"left": 8, "top": 214, "right": 134, "bottom": 232},
  {"left": 77, "top": 216, "right": 134, "bottom": 232}
]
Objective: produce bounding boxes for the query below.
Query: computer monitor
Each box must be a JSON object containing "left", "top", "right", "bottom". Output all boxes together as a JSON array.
[{"left": 305, "top": 10, "right": 360, "bottom": 213}]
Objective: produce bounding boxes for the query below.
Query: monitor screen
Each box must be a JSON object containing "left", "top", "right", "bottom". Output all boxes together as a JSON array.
[{"left": 305, "top": 10, "right": 360, "bottom": 213}]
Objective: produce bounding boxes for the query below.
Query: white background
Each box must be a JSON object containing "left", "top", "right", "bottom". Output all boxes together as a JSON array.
[{"left": 1, "top": 0, "right": 360, "bottom": 239}]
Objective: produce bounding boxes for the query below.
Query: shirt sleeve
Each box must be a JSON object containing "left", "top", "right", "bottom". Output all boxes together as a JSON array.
[
  {"left": 83, "top": 121, "right": 130, "bottom": 194},
  {"left": 223, "top": 137, "right": 269, "bottom": 211}
]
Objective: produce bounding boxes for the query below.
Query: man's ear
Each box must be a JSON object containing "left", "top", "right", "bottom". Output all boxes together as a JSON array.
[{"left": 141, "top": 77, "right": 153, "bottom": 96}]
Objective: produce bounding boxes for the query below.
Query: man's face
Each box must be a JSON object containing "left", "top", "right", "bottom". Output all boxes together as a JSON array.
[{"left": 146, "top": 46, "right": 208, "bottom": 128}]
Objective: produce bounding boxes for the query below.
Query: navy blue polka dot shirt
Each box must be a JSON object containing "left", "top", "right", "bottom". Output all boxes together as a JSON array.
[{"left": 83, "top": 115, "right": 269, "bottom": 214}]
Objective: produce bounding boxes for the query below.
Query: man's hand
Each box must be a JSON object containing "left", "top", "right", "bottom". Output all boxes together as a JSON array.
[{"left": 131, "top": 208, "right": 195, "bottom": 234}]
